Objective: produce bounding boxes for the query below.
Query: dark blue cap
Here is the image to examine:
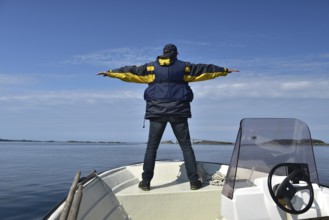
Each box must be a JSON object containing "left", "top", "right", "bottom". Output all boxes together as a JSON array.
[{"left": 163, "top": 44, "right": 178, "bottom": 55}]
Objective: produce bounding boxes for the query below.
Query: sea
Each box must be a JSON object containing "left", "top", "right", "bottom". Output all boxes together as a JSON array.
[{"left": 1, "top": 142, "right": 328, "bottom": 220}]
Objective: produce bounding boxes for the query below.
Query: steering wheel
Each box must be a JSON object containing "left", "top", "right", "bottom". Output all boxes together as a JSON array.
[{"left": 267, "top": 163, "right": 314, "bottom": 215}]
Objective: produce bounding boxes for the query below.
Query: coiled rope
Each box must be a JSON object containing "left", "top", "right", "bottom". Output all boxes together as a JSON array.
[{"left": 197, "top": 163, "right": 226, "bottom": 187}]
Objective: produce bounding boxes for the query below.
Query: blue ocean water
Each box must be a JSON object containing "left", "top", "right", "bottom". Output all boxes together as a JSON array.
[{"left": 1, "top": 142, "right": 328, "bottom": 220}]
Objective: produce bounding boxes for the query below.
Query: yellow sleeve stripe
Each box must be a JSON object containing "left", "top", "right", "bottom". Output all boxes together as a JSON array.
[
  {"left": 147, "top": 66, "right": 154, "bottom": 71},
  {"left": 184, "top": 71, "right": 228, "bottom": 82},
  {"left": 108, "top": 72, "right": 155, "bottom": 84}
]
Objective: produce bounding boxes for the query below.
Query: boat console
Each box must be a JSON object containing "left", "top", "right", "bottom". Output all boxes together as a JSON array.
[{"left": 221, "top": 118, "right": 329, "bottom": 220}]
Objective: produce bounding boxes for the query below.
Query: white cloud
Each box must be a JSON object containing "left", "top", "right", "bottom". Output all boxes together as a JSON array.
[
  {"left": 1, "top": 74, "right": 328, "bottom": 113},
  {"left": 280, "top": 81, "right": 311, "bottom": 90},
  {"left": 62, "top": 45, "right": 329, "bottom": 81},
  {"left": 223, "top": 53, "right": 329, "bottom": 74},
  {"left": 192, "top": 74, "right": 329, "bottom": 100},
  {"left": 64, "top": 47, "right": 159, "bottom": 68},
  {"left": 0, "top": 89, "right": 144, "bottom": 112},
  {"left": 0, "top": 74, "right": 36, "bottom": 85}
]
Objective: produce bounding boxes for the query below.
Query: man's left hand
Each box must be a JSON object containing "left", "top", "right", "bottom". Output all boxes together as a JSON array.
[{"left": 227, "top": 68, "right": 239, "bottom": 73}]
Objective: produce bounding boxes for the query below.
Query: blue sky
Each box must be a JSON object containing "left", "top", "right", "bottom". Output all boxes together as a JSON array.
[{"left": 0, "top": 0, "right": 329, "bottom": 142}]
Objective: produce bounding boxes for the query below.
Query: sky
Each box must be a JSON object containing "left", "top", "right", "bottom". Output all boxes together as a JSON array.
[{"left": 0, "top": 0, "right": 329, "bottom": 143}]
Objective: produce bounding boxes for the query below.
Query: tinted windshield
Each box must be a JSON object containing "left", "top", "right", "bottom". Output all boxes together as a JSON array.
[{"left": 222, "top": 118, "right": 319, "bottom": 199}]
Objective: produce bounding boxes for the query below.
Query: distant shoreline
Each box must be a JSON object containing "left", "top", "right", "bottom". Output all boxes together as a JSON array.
[
  {"left": 0, "top": 138, "right": 137, "bottom": 144},
  {"left": 0, "top": 138, "right": 231, "bottom": 145},
  {"left": 160, "top": 140, "right": 234, "bottom": 145},
  {"left": 1, "top": 138, "right": 328, "bottom": 146}
]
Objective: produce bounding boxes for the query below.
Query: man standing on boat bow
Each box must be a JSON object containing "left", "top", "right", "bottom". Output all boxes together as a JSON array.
[{"left": 98, "top": 44, "right": 239, "bottom": 190}]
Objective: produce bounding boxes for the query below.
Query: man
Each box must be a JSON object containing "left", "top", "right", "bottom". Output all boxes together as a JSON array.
[{"left": 98, "top": 44, "right": 239, "bottom": 191}]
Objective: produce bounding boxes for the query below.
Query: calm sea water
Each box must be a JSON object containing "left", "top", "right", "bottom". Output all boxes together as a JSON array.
[{"left": 1, "top": 142, "right": 328, "bottom": 220}]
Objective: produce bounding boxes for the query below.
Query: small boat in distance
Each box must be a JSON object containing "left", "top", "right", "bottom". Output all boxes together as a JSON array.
[{"left": 44, "top": 118, "right": 329, "bottom": 220}]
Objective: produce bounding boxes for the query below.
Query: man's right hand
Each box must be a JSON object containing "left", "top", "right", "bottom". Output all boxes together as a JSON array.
[{"left": 97, "top": 72, "right": 108, "bottom": 76}]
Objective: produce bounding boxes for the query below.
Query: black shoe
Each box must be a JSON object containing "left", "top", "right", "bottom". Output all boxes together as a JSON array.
[
  {"left": 138, "top": 180, "right": 150, "bottom": 191},
  {"left": 190, "top": 180, "right": 202, "bottom": 190}
]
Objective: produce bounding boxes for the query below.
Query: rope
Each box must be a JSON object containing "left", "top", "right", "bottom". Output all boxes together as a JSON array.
[
  {"left": 197, "top": 163, "right": 226, "bottom": 187},
  {"left": 209, "top": 171, "right": 226, "bottom": 187}
]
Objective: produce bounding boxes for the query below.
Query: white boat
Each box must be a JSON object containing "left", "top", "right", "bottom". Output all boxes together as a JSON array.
[{"left": 44, "top": 118, "right": 329, "bottom": 220}]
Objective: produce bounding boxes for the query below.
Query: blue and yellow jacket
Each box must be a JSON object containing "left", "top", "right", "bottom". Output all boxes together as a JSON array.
[{"left": 105, "top": 55, "right": 229, "bottom": 118}]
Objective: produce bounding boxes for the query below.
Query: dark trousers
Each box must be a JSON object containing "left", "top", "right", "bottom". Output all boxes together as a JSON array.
[{"left": 142, "top": 117, "right": 199, "bottom": 182}]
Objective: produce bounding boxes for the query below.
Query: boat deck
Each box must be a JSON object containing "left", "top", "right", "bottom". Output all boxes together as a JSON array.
[
  {"left": 99, "top": 161, "right": 227, "bottom": 220},
  {"left": 118, "top": 178, "right": 222, "bottom": 194}
]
